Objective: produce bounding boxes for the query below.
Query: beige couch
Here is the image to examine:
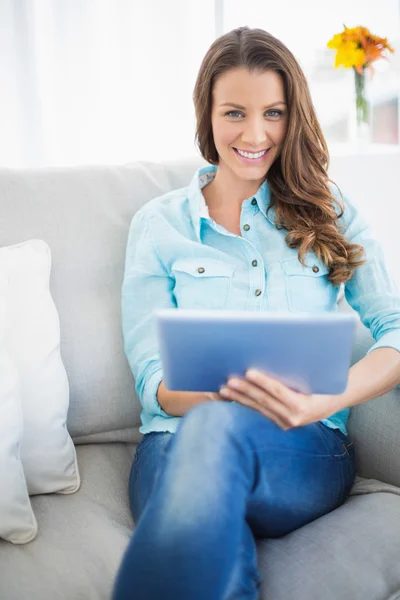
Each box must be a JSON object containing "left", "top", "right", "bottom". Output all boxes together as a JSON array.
[{"left": 0, "top": 156, "right": 399, "bottom": 600}]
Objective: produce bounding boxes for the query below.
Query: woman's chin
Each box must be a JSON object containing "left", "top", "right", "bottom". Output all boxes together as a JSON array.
[{"left": 228, "top": 160, "right": 269, "bottom": 180}]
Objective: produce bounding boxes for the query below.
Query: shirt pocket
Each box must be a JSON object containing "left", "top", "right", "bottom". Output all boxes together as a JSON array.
[
  {"left": 282, "top": 257, "right": 336, "bottom": 312},
  {"left": 171, "top": 257, "right": 235, "bottom": 309}
]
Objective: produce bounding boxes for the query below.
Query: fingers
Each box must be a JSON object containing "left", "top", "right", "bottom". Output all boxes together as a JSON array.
[
  {"left": 219, "top": 385, "right": 290, "bottom": 429},
  {"left": 245, "top": 369, "right": 291, "bottom": 403}
]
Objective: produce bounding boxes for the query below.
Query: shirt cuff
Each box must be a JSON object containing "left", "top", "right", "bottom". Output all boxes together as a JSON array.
[
  {"left": 366, "top": 329, "right": 400, "bottom": 356},
  {"left": 141, "top": 368, "right": 170, "bottom": 418}
]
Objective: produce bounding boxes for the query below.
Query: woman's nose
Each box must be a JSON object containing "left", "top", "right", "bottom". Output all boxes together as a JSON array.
[{"left": 240, "top": 120, "right": 270, "bottom": 147}]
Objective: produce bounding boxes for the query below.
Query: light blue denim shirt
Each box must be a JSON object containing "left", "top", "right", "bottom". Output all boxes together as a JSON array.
[{"left": 122, "top": 164, "right": 400, "bottom": 436}]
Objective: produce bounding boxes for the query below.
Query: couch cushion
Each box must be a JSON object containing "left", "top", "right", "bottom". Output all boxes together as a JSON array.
[
  {"left": 0, "top": 443, "right": 399, "bottom": 600},
  {"left": 0, "top": 443, "right": 134, "bottom": 600},
  {"left": 258, "top": 491, "right": 400, "bottom": 600},
  {"left": 0, "top": 158, "right": 206, "bottom": 441},
  {"left": 0, "top": 268, "right": 37, "bottom": 544},
  {"left": 2, "top": 240, "right": 79, "bottom": 496}
]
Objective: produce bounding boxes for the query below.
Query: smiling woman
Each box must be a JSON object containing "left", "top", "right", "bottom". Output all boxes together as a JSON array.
[
  {"left": 114, "top": 25, "right": 400, "bottom": 600},
  {"left": 193, "top": 31, "right": 367, "bottom": 288}
]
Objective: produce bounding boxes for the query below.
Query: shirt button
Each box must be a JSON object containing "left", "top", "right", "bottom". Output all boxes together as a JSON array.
[
  {"left": 251, "top": 199, "right": 257, "bottom": 206},
  {"left": 252, "top": 260, "right": 258, "bottom": 267},
  {"left": 198, "top": 267, "right": 205, "bottom": 274},
  {"left": 243, "top": 224, "right": 250, "bottom": 231},
  {"left": 255, "top": 289, "right": 262, "bottom": 296},
  {"left": 312, "top": 265, "right": 319, "bottom": 273}
]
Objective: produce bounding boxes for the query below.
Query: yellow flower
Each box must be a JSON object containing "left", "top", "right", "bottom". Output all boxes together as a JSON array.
[
  {"left": 327, "top": 25, "right": 395, "bottom": 71},
  {"left": 327, "top": 33, "right": 345, "bottom": 50},
  {"left": 334, "top": 41, "right": 366, "bottom": 69}
]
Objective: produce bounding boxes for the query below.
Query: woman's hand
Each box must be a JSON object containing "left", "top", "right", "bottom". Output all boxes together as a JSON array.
[{"left": 219, "top": 369, "right": 338, "bottom": 430}]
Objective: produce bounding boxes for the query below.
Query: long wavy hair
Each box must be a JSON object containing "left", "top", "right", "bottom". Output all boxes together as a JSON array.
[{"left": 193, "top": 27, "right": 366, "bottom": 285}]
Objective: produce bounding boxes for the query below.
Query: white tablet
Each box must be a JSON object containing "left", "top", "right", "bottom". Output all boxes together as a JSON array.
[{"left": 155, "top": 309, "right": 357, "bottom": 395}]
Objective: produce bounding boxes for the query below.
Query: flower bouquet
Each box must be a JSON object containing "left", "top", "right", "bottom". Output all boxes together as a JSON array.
[{"left": 327, "top": 26, "right": 394, "bottom": 142}]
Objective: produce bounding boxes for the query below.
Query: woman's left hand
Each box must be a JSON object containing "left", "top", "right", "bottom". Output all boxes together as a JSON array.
[{"left": 219, "top": 369, "right": 338, "bottom": 430}]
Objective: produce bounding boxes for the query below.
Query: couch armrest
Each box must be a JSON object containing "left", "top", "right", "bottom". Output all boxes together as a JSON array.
[{"left": 340, "top": 298, "right": 400, "bottom": 487}]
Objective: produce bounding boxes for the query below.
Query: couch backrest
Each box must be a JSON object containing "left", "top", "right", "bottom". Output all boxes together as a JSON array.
[
  {"left": 0, "top": 157, "right": 206, "bottom": 444},
  {"left": 1, "top": 155, "right": 399, "bottom": 487}
]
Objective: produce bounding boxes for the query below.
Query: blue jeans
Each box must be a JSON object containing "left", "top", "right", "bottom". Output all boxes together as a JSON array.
[{"left": 113, "top": 401, "right": 356, "bottom": 600}]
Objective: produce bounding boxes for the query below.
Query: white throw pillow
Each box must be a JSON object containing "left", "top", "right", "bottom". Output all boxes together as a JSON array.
[
  {"left": 1, "top": 240, "right": 80, "bottom": 496},
  {"left": 0, "top": 264, "right": 37, "bottom": 543}
]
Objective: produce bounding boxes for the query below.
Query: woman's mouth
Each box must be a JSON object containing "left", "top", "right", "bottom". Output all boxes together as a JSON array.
[{"left": 233, "top": 147, "right": 271, "bottom": 165}]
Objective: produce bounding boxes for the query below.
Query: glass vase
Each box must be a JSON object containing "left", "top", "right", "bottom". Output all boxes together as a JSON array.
[{"left": 352, "top": 68, "right": 371, "bottom": 145}]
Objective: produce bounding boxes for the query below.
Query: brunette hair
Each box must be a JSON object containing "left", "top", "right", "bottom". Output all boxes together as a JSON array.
[{"left": 193, "top": 26, "right": 366, "bottom": 285}]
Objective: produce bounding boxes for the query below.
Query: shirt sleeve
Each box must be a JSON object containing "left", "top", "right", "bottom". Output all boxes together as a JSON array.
[
  {"left": 341, "top": 193, "right": 400, "bottom": 356},
  {"left": 121, "top": 207, "right": 176, "bottom": 418}
]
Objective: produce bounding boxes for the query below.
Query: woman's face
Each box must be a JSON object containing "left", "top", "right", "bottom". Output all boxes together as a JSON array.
[{"left": 211, "top": 68, "right": 288, "bottom": 182}]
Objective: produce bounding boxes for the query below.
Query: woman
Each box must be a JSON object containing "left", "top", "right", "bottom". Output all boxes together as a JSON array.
[{"left": 113, "top": 27, "right": 400, "bottom": 600}]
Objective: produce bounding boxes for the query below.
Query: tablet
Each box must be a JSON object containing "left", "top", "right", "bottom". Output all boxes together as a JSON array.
[{"left": 155, "top": 309, "right": 358, "bottom": 395}]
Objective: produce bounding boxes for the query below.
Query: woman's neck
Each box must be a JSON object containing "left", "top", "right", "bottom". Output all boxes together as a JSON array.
[{"left": 205, "top": 165, "right": 263, "bottom": 211}]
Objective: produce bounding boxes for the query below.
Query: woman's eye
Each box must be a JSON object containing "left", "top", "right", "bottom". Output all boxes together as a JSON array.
[
  {"left": 225, "top": 110, "right": 283, "bottom": 119},
  {"left": 226, "top": 111, "right": 243, "bottom": 118}
]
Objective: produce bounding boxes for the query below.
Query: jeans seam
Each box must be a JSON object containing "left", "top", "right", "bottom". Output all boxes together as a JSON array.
[
  {"left": 250, "top": 441, "right": 342, "bottom": 460},
  {"left": 314, "top": 422, "right": 350, "bottom": 459},
  {"left": 131, "top": 435, "right": 154, "bottom": 471}
]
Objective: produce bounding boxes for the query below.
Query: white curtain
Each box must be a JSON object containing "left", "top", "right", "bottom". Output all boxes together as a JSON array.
[{"left": 0, "top": 0, "right": 216, "bottom": 168}]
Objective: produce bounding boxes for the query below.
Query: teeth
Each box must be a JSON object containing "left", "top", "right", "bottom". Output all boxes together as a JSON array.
[{"left": 236, "top": 149, "right": 267, "bottom": 159}]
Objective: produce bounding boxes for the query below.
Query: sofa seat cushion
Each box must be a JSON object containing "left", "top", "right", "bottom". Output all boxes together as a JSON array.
[
  {"left": 0, "top": 443, "right": 399, "bottom": 600},
  {"left": 0, "top": 444, "right": 134, "bottom": 600},
  {"left": 258, "top": 490, "right": 400, "bottom": 600}
]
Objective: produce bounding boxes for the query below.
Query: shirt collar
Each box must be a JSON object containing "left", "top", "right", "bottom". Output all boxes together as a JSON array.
[{"left": 188, "top": 164, "right": 276, "bottom": 242}]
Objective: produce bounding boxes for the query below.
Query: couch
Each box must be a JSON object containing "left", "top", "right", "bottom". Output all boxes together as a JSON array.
[{"left": 0, "top": 155, "right": 400, "bottom": 600}]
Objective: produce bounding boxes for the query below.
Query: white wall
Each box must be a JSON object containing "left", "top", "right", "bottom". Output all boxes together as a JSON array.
[{"left": 328, "top": 147, "right": 400, "bottom": 282}]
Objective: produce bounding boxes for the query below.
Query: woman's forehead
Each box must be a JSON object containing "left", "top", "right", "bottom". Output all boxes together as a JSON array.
[{"left": 212, "top": 69, "right": 285, "bottom": 105}]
